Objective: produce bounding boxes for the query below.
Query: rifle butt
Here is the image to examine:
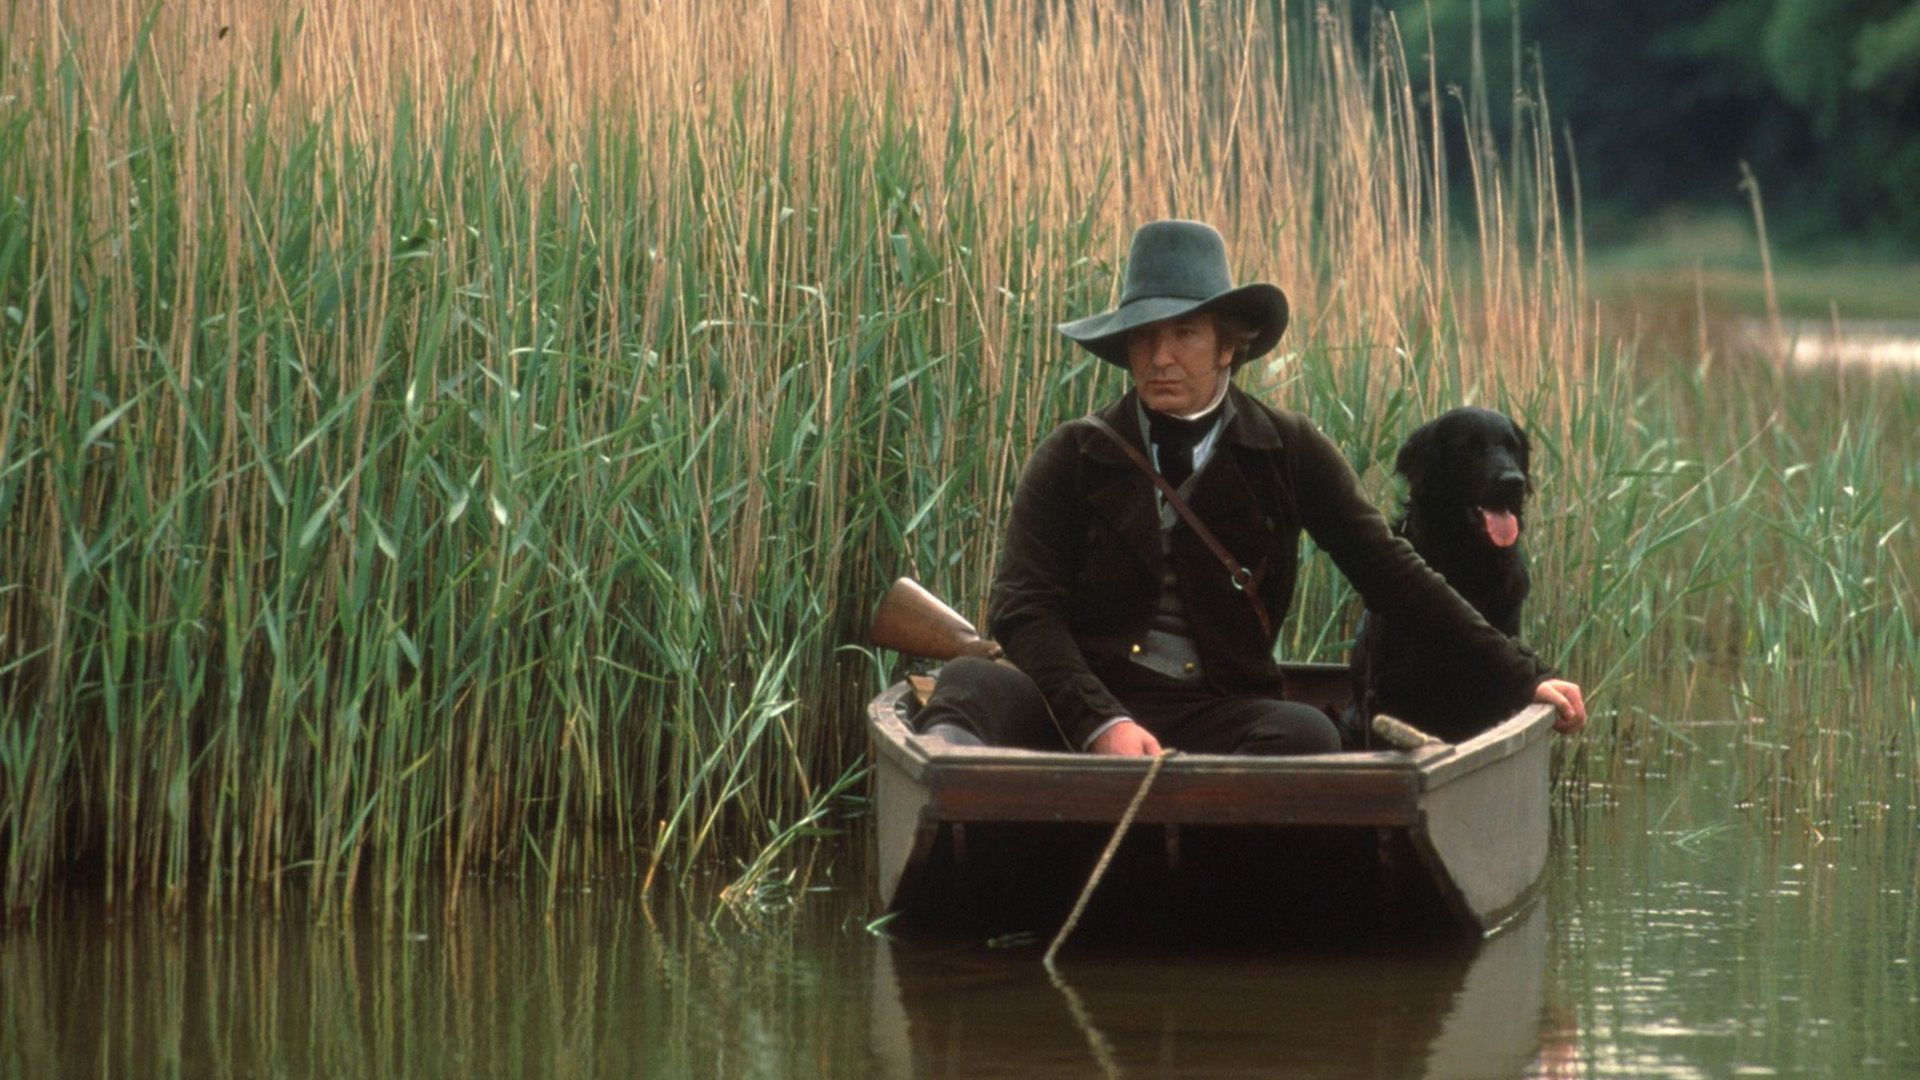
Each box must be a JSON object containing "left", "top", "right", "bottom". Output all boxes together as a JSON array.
[{"left": 870, "top": 577, "right": 1004, "bottom": 662}]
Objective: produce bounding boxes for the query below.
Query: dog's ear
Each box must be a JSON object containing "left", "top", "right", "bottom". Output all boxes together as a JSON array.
[{"left": 1394, "top": 420, "right": 1435, "bottom": 489}]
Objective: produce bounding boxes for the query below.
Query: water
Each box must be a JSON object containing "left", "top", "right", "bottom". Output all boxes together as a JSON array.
[
  {"left": 3, "top": 768, "right": 1915, "bottom": 1078},
  {"left": 1740, "top": 318, "right": 1920, "bottom": 372},
  {"left": 1549, "top": 768, "right": 1920, "bottom": 1078}
]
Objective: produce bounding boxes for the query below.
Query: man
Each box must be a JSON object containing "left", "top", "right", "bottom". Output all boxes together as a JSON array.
[{"left": 916, "top": 219, "right": 1586, "bottom": 755}]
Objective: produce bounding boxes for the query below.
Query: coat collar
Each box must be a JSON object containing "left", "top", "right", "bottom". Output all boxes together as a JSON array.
[
  {"left": 1081, "top": 383, "right": 1282, "bottom": 467},
  {"left": 1216, "top": 383, "right": 1284, "bottom": 450}
]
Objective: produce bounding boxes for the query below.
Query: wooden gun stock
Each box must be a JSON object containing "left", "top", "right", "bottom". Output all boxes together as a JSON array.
[{"left": 869, "top": 578, "right": 1005, "bottom": 662}]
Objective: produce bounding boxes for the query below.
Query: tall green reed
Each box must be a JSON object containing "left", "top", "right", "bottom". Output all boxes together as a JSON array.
[{"left": 0, "top": 0, "right": 1912, "bottom": 921}]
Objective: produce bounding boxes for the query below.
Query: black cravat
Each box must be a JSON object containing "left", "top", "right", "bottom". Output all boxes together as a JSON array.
[{"left": 1146, "top": 409, "right": 1217, "bottom": 488}]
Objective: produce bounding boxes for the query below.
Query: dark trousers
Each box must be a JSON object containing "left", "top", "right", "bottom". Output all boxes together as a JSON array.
[{"left": 914, "top": 657, "right": 1341, "bottom": 755}]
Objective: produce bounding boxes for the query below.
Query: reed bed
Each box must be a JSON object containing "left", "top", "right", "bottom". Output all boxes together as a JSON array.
[{"left": 0, "top": 0, "right": 1911, "bottom": 920}]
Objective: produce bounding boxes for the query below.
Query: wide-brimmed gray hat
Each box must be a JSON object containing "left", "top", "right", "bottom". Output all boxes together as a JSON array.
[{"left": 1058, "top": 219, "right": 1290, "bottom": 367}]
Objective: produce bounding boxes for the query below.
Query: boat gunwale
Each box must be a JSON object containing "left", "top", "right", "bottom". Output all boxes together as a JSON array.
[{"left": 866, "top": 680, "right": 1556, "bottom": 793}]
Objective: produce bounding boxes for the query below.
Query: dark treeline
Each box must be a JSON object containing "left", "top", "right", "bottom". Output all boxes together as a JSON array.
[{"left": 1387, "top": 0, "right": 1920, "bottom": 249}]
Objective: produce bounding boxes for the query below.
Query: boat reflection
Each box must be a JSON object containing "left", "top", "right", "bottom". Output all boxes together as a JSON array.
[{"left": 871, "top": 901, "right": 1551, "bottom": 1079}]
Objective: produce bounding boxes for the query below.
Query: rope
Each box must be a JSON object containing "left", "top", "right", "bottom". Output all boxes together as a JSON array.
[
  {"left": 1043, "top": 749, "right": 1173, "bottom": 969},
  {"left": 1046, "top": 963, "right": 1123, "bottom": 1079}
]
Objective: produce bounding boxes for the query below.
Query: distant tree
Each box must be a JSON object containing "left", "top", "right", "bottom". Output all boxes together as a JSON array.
[{"left": 1386, "top": 0, "right": 1920, "bottom": 246}]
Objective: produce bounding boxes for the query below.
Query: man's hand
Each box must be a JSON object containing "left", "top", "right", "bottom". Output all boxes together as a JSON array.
[
  {"left": 1534, "top": 678, "right": 1587, "bottom": 733},
  {"left": 1089, "top": 719, "right": 1163, "bottom": 756}
]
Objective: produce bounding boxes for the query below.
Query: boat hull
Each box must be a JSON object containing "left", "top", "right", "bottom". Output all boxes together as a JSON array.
[{"left": 867, "top": 663, "right": 1555, "bottom": 935}]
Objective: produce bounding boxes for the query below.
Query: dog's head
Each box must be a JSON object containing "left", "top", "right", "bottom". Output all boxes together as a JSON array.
[{"left": 1394, "top": 407, "right": 1531, "bottom": 548}]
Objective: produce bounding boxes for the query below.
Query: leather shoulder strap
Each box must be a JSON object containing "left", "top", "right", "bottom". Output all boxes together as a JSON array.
[{"left": 1083, "top": 415, "right": 1273, "bottom": 638}]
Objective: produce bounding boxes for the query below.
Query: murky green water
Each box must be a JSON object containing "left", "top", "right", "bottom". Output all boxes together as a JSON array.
[{"left": 4, "top": 764, "right": 1915, "bottom": 1078}]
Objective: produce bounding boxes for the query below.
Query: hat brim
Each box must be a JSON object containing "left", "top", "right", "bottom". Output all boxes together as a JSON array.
[{"left": 1057, "top": 283, "right": 1290, "bottom": 368}]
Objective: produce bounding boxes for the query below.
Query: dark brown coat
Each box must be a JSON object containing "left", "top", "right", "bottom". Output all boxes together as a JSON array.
[{"left": 987, "top": 386, "right": 1548, "bottom": 746}]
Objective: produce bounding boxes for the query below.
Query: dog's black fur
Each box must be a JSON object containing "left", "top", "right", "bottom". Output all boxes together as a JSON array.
[{"left": 1348, "top": 407, "right": 1533, "bottom": 745}]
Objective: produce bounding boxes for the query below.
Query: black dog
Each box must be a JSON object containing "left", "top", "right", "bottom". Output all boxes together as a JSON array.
[{"left": 1348, "top": 406, "right": 1533, "bottom": 745}]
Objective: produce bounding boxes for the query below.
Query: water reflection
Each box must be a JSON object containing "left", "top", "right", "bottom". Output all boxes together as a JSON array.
[
  {"left": 870, "top": 904, "right": 1553, "bottom": 1079},
  {"left": 2, "top": 771, "right": 1916, "bottom": 1078},
  {"left": 0, "top": 875, "right": 1560, "bottom": 1079},
  {"left": 0, "top": 883, "right": 874, "bottom": 1078},
  {"left": 1550, "top": 774, "right": 1920, "bottom": 1078}
]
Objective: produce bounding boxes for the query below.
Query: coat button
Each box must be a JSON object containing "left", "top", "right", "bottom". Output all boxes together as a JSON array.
[
  {"left": 1183, "top": 661, "right": 1197, "bottom": 674},
  {"left": 1130, "top": 643, "right": 1143, "bottom": 654}
]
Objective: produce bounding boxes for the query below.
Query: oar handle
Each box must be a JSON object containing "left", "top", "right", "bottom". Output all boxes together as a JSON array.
[{"left": 1370, "top": 713, "right": 1447, "bottom": 751}]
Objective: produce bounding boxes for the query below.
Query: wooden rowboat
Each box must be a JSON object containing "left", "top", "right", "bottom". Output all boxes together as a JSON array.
[{"left": 868, "top": 662, "right": 1556, "bottom": 937}]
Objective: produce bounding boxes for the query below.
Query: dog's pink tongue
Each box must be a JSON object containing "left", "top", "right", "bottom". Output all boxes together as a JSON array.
[{"left": 1481, "top": 508, "right": 1519, "bottom": 548}]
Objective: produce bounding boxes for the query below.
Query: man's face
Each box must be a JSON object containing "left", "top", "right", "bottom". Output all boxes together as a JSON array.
[{"left": 1126, "top": 314, "right": 1235, "bottom": 415}]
